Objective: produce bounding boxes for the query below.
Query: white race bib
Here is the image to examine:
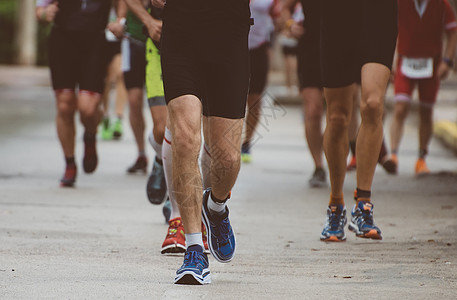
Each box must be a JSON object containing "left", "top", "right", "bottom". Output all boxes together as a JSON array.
[{"left": 401, "top": 57, "right": 433, "bottom": 79}]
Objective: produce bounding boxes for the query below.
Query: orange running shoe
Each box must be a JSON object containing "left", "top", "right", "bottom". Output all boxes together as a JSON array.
[
  {"left": 347, "top": 156, "right": 357, "bottom": 171},
  {"left": 415, "top": 158, "right": 430, "bottom": 175},
  {"left": 161, "top": 217, "right": 186, "bottom": 254},
  {"left": 202, "top": 222, "right": 210, "bottom": 254}
]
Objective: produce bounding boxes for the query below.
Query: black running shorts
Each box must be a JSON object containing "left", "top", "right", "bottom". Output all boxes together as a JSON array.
[
  {"left": 320, "top": 0, "right": 398, "bottom": 88},
  {"left": 122, "top": 38, "right": 146, "bottom": 90},
  {"left": 48, "top": 26, "right": 107, "bottom": 94},
  {"left": 160, "top": 0, "right": 251, "bottom": 119},
  {"left": 249, "top": 43, "right": 269, "bottom": 95}
]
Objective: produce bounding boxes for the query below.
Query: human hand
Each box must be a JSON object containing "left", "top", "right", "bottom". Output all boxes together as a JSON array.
[
  {"left": 437, "top": 61, "right": 450, "bottom": 80},
  {"left": 151, "top": 0, "right": 165, "bottom": 8},
  {"left": 145, "top": 18, "right": 162, "bottom": 42},
  {"left": 107, "top": 20, "right": 125, "bottom": 39},
  {"left": 43, "top": 1, "right": 59, "bottom": 22}
]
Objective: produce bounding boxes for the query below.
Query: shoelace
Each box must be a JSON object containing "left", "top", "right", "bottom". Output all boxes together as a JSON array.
[
  {"left": 329, "top": 212, "right": 341, "bottom": 230},
  {"left": 151, "top": 162, "right": 164, "bottom": 189},
  {"left": 214, "top": 218, "right": 231, "bottom": 242},
  {"left": 184, "top": 251, "right": 203, "bottom": 268},
  {"left": 357, "top": 208, "right": 374, "bottom": 226}
]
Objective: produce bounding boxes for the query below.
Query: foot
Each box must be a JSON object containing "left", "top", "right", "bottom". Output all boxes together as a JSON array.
[
  {"left": 381, "top": 154, "right": 398, "bottom": 175},
  {"left": 101, "top": 117, "right": 112, "bottom": 140},
  {"left": 161, "top": 217, "right": 186, "bottom": 254},
  {"left": 320, "top": 205, "right": 347, "bottom": 242},
  {"left": 127, "top": 155, "right": 148, "bottom": 174},
  {"left": 202, "top": 188, "right": 236, "bottom": 263},
  {"left": 111, "top": 118, "right": 123, "bottom": 139},
  {"left": 83, "top": 133, "right": 98, "bottom": 174},
  {"left": 174, "top": 245, "right": 211, "bottom": 285},
  {"left": 308, "top": 167, "right": 327, "bottom": 188},
  {"left": 347, "top": 156, "right": 357, "bottom": 171},
  {"left": 162, "top": 197, "right": 171, "bottom": 223},
  {"left": 241, "top": 142, "right": 252, "bottom": 163},
  {"left": 60, "top": 163, "right": 77, "bottom": 187},
  {"left": 348, "top": 201, "right": 382, "bottom": 240},
  {"left": 415, "top": 158, "right": 430, "bottom": 176},
  {"left": 146, "top": 157, "right": 167, "bottom": 205}
]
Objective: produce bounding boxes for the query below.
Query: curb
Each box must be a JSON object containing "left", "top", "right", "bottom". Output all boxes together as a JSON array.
[{"left": 434, "top": 121, "right": 457, "bottom": 152}]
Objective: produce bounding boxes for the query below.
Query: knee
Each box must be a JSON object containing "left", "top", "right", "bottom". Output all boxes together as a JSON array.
[
  {"left": 360, "top": 95, "right": 383, "bottom": 123},
  {"left": 173, "top": 127, "right": 201, "bottom": 158},
  {"left": 393, "top": 103, "right": 409, "bottom": 120},
  {"left": 56, "top": 94, "right": 76, "bottom": 117},
  {"left": 327, "top": 111, "right": 350, "bottom": 131}
]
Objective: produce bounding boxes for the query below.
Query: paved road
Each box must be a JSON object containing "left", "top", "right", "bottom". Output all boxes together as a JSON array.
[{"left": 0, "top": 67, "right": 456, "bottom": 299}]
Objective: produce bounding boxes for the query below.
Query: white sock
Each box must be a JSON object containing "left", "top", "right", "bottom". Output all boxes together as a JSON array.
[
  {"left": 185, "top": 232, "right": 204, "bottom": 249},
  {"left": 162, "top": 127, "right": 180, "bottom": 220},
  {"left": 200, "top": 142, "right": 212, "bottom": 189},
  {"left": 149, "top": 131, "right": 162, "bottom": 160},
  {"left": 208, "top": 192, "right": 227, "bottom": 214}
]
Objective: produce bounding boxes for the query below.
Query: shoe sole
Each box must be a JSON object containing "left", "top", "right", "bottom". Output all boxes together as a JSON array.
[
  {"left": 161, "top": 244, "right": 186, "bottom": 254},
  {"left": 348, "top": 222, "right": 382, "bottom": 240},
  {"left": 202, "top": 190, "right": 236, "bottom": 263},
  {"left": 320, "top": 235, "right": 346, "bottom": 242},
  {"left": 309, "top": 179, "right": 328, "bottom": 188},
  {"left": 174, "top": 270, "right": 211, "bottom": 285},
  {"left": 60, "top": 181, "right": 75, "bottom": 188},
  {"left": 127, "top": 168, "right": 147, "bottom": 174}
]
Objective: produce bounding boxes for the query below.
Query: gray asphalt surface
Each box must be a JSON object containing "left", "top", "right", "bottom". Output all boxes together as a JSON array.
[{"left": 0, "top": 66, "right": 456, "bottom": 299}]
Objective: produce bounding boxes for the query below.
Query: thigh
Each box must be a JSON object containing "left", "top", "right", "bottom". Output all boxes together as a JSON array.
[
  {"left": 48, "top": 27, "right": 78, "bottom": 91},
  {"left": 79, "top": 32, "right": 107, "bottom": 94},
  {"left": 358, "top": 0, "right": 398, "bottom": 70},
  {"left": 418, "top": 77, "right": 439, "bottom": 105},
  {"left": 201, "top": 22, "right": 250, "bottom": 119},
  {"left": 123, "top": 39, "right": 146, "bottom": 90},
  {"left": 248, "top": 44, "right": 269, "bottom": 95},
  {"left": 320, "top": 0, "right": 359, "bottom": 88},
  {"left": 146, "top": 38, "right": 166, "bottom": 106},
  {"left": 297, "top": 38, "right": 323, "bottom": 89}
]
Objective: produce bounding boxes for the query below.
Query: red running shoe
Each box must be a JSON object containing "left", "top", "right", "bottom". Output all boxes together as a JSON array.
[
  {"left": 202, "top": 222, "right": 210, "bottom": 254},
  {"left": 60, "top": 164, "right": 77, "bottom": 187},
  {"left": 347, "top": 156, "right": 357, "bottom": 171},
  {"left": 161, "top": 217, "right": 186, "bottom": 254}
]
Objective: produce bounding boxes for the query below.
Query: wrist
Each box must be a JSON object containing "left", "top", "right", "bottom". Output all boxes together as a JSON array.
[{"left": 443, "top": 57, "right": 454, "bottom": 68}]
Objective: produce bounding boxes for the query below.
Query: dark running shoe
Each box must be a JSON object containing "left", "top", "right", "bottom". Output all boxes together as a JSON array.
[
  {"left": 309, "top": 167, "right": 327, "bottom": 188},
  {"left": 202, "top": 188, "right": 236, "bottom": 263},
  {"left": 348, "top": 201, "right": 382, "bottom": 240},
  {"left": 146, "top": 157, "right": 167, "bottom": 205},
  {"left": 162, "top": 197, "right": 171, "bottom": 223},
  {"left": 174, "top": 245, "right": 211, "bottom": 285},
  {"left": 320, "top": 205, "right": 347, "bottom": 242},
  {"left": 127, "top": 155, "right": 148, "bottom": 174},
  {"left": 60, "top": 164, "right": 77, "bottom": 187},
  {"left": 83, "top": 133, "right": 98, "bottom": 174}
]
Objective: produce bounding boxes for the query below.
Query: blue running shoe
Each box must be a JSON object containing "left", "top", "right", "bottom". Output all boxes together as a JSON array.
[
  {"left": 320, "top": 205, "right": 347, "bottom": 242},
  {"left": 202, "top": 188, "right": 236, "bottom": 263},
  {"left": 146, "top": 157, "right": 167, "bottom": 205},
  {"left": 348, "top": 201, "right": 382, "bottom": 240},
  {"left": 174, "top": 245, "right": 211, "bottom": 285}
]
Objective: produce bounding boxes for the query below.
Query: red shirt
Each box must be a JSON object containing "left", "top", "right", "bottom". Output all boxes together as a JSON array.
[{"left": 397, "top": 0, "right": 457, "bottom": 58}]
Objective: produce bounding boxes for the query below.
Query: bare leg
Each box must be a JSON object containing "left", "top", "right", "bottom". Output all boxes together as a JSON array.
[
  {"left": 149, "top": 105, "right": 167, "bottom": 144},
  {"left": 243, "top": 93, "right": 262, "bottom": 145},
  {"left": 389, "top": 101, "right": 410, "bottom": 154},
  {"left": 302, "top": 87, "right": 325, "bottom": 168},
  {"left": 418, "top": 104, "right": 433, "bottom": 155},
  {"left": 207, "top": 117, "right": 243, "bottom": 200},
  {"left": 128, "top": 88, "right": 146, "bottom": 153},
  {"left": 113, "top": 54, "right": 127, "bottom": 118},
  {"left": 78, "top": 91, "right": 102, "bottom": 135},
  {"left": 323, "top": 85, "right": 354, "bottom": 197},
  {"left": 168, "top": 95, "right": 203, "bottom": 234},
  {"left": 356, "top": 63, "right": 390, "bottom": 190},
  {"left": 55, "top": 90, "right": 77, "bottom": 157}
]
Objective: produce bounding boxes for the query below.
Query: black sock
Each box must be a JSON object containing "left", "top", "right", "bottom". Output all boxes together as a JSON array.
[
  {"left": 419, "top": 149, "right": 427, "bottom": 159},
  {"left": 65, "top": 156, "right": 75, "bottom": 166},
  {"left": 356, "top": 188, "right": 371, "bottom": 200}
]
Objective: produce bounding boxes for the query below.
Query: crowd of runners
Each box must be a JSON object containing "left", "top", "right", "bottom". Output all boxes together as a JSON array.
[{"left": 35, "top": 0, "right": 457, "bottom": 285}]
